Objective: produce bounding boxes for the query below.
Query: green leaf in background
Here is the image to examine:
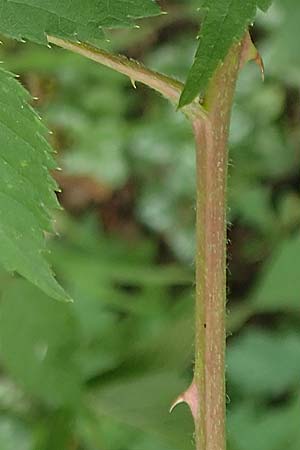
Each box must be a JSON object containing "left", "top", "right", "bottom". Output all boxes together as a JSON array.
[
  {"left": 0, "top": 416, "right": 32, "bottom": 450},
  {"left": 61, "top": 119, "right": 129, "bottom": 188},
  {"left": 257, "top": 0, "right": 273, "bottom": 10},
  {"left": 78, "top": 410, "right": 178, "bottom": 450},
  {"left": 0, "top": 69, "right": 68, "bottom": 300},
  {"left": 228, "top": 400, "right": 300, "bottom": 450},
  {"left": 0, "top": 0, "right": 160, "bottom": 45},
  {"left": 51, "top": 216, "right": 192, "bottom": 291},
  {"left": 0, "top": 281, "right": 81, "bottom": 406},
  {"left": 266, "top": 0, "right": 300, "bottom": 83},
  {"left": 180, "top": 0, "right": 273, "bottom": 107},
  {"left": 250, "top": 234, "right": 300, "bottom": 312},
  {"left": 227, "top": 328, "right": 300, "bottom": 397},
  {"left": 89, "top": 372, "right": 194, "bottom": 450},
  {"left": 33, "top": 411, "right": 75, "bottom": 450}
]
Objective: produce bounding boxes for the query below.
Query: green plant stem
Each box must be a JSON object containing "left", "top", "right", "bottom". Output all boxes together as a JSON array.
[
  {"left": 47, "top": 36, "right": 206, "bottom": 120},
  {"left": 48, "top": 33, "right": 247, "bottom": 450},
  {"left": 192, "top": 41, "right": 244, "bottom": 450}
]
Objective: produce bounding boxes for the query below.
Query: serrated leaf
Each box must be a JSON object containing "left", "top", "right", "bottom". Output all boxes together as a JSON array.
[
  {"left": 10, "top": 0, "right": 160, "bottom": 26},
  {"left": 180, "top": 0, "right": 273, "bottom": 107},
  {"left": 0, "top": 0, "right": 160, "bottom": 45},
  {"left": 0, "top": 68, "right": 68, "bottom": 300},
  {"left": 0, "top": 280, "right": 81, "bottom": 406},
  {"left": 0, "top": 0, "right": 104, "bottom": 45}
]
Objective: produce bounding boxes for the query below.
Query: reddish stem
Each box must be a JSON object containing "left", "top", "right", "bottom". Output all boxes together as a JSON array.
[{"left": 193, "top": 41, "right": 244, "bottom": 450}]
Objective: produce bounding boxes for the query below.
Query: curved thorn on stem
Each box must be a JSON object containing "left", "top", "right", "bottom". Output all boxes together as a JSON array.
[
  {"left": 239, "top": 32, "right": 265, "bottom": 80},
  {"left": 169, "top": 380, "right": 199, "bottom": 422}
]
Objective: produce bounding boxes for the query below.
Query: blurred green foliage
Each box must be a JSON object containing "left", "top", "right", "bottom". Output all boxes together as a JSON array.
[{"left": 0, "top": 1, "right": 300, "bottom": 449}]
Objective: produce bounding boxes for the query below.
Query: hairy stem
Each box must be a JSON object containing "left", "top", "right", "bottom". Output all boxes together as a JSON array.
[
  {"left": 48, "top": 32, "right": 253, "bottom": 450},
  {"left": 193, "top": 41, "right": 244, "bottom": 450},
  {"left": 47, "top": 36, "right": 206, "bottom": 120}
]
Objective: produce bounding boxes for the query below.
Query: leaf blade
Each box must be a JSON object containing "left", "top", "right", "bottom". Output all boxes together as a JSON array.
[
  {"left": 179, "top": 0, "right": 273, "bottom": 107},
  {"left": 0, "top": 69, "right": 68, "bottom": 300},
  {"left": 0, "top": 0, "right": 160, "bottom": 45},
  {"left": 9, "top": 0, "right": 160, "bottom": 26}
]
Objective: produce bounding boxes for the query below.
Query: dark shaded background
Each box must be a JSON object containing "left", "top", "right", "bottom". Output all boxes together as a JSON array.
[{"left": 0, "top": 0, "right": 299, "bottom": 449}]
